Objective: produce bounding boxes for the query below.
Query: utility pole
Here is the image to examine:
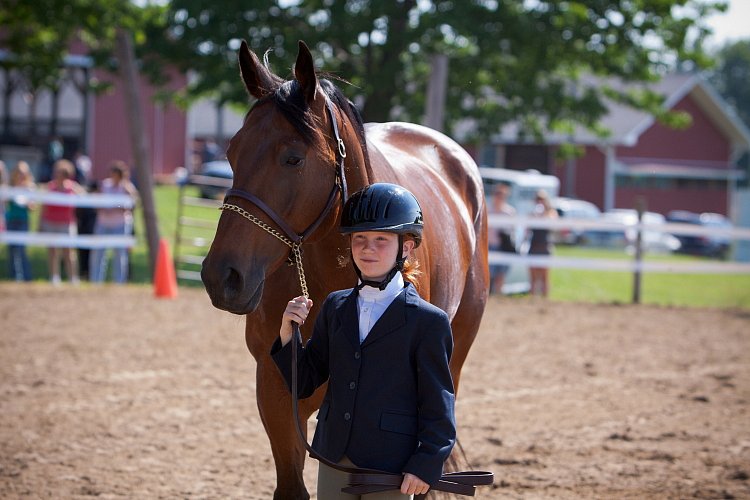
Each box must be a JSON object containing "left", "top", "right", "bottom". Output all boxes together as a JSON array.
[
  {"left": 115, "top": 28, "right": 160, "bottom": 277},
  {"left": 424, "top": 53, "right": 448, "bottom": 132}
]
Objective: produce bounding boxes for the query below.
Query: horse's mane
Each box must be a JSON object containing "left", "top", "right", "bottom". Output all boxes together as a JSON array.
[{"left": 250, "top": 76, "right": 371, "bottom": 171}]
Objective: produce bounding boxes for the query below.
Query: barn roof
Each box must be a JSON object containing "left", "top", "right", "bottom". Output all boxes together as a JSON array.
[{"left": 488, "top": 73, "right": 750, "bottom": 154}]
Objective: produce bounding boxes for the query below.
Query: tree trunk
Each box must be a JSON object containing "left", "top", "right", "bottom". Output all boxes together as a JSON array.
[{"left": 115, "top": 28, "right": 160, "bottom": 278}]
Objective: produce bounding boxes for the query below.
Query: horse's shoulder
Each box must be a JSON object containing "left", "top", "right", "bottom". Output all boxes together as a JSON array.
[
  {"left": 364, "top": 121, "right": 440, "bottom": 143},
  {"left": 363, "top": 122, "right": 484, "bottom": 226}
]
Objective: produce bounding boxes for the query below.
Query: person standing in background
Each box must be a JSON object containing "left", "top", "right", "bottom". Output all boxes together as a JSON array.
[
  {"left": 76, "top": 179, "right": 98, "bottom": 281},
  {"left": 40, "top": 159, "right": 85, "bottom": 285},
  {"left": 6, "top": 161, "right": 37, "bottom": 281},
  {"left": 73, "top": 150, "right": 93, "bottom": 185},
  {"left": 89, "top": 161, "right": 138, "bottom": 284},
  {"left": 488, "top": 183, "right": 517, "bottom": 294},
  {"left": 527, "top": 190, "right": 558, "bottom": 297},
  {"left": 0, "top": 161, "right": 7, "bottom": 233},
  {"left": 41, "top": 136, "right": 65, "bottom": 182}
]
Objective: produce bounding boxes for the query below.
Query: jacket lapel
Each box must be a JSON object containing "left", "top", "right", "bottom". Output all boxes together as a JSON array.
[{"left": 338, "top": 290, "right": 361, "bottom": 351}]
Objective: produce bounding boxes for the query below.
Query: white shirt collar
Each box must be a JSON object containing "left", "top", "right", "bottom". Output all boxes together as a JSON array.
[
  {"left": 357, "top": 271, "right": 405, "bottom": 301},
  {"left": 356, "top": 272, "right": 405, "bottom": 344}
]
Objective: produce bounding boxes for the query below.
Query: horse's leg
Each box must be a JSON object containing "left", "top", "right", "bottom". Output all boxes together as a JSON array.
[{"left": 256, "top": 358, "right": 310, "bottom": 500}]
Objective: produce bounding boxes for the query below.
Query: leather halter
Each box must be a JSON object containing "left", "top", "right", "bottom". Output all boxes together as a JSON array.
[{"left": 222, "top": 96, "right": 349, "bottom": 248}]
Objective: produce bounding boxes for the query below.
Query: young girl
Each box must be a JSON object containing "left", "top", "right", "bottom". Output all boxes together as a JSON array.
[
  {"left": 272, "top": 183, "right": 456, "bottom": 499},
  {"left": 89, "top": 161, "right": 138, "bottom": 284},
  {"left": 6, "top": 161, "right": 37, "bottom": 281},
  {"left": 40, "top": 159, "right": 85, "bottom": 284}
]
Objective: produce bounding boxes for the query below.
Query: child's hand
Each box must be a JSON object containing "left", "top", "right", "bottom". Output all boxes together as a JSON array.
[
  {"left": 279, "top": 296, "right": 313, "bottom": 346},
  {"left": 401, "top": 473, "right": 429, "bottom": 495}
]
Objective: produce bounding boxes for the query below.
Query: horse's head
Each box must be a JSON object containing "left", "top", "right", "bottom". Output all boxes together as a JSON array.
[{"left": 202, "top": 41, "right": 366, "bottom": 314}]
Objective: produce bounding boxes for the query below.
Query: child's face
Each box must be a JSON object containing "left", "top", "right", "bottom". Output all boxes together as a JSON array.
[{"left": 350, "top": 231, "right": 413, "bottom": 282}]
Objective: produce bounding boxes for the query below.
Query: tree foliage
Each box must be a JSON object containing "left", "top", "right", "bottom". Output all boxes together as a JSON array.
[
  {"left": 1, "top": 1, "right": 728, "bottom": 141},
  {"left": 711, "top": 38, "right": 750, "bottom": 184},
  {"left": 154, "top": 0, "right": 726, "bottom": 140},
  {"left": 712, "top": 39, "right": 750, "bottom": 128},
  {"left": 0, "top": 0, "right": 166, "bottom": 94}
]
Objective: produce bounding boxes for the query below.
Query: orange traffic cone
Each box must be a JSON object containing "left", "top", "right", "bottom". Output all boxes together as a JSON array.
[{"left": 154, "top": 238, "right": 178, "bottom": 299}]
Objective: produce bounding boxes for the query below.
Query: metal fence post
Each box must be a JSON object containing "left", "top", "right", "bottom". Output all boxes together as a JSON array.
[{"left": 632, "top": 197, "right": 646, "bottom": 304}]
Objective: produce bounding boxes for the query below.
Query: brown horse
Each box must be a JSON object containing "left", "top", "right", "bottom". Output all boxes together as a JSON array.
[{"left": 201, "top": 40, "right": 489, "bottom": 499}]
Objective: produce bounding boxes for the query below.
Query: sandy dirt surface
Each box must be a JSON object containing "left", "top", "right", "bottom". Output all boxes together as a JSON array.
[{"left": 1, "top": 283, "right": 749, "bottom": 499}]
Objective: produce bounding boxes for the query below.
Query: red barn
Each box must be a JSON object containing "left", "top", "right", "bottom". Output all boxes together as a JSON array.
[{"left": 476, "top": 73, "right": 750, "bottom": 217}]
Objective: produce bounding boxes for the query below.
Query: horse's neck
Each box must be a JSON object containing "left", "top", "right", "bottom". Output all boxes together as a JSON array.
[{"left": 342, "top": 120, "right": 375, "bottom": 192}]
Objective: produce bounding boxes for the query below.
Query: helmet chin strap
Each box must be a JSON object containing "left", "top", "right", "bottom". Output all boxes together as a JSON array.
[{"left": 353, "top": 235, "right": 405, "bottom": 291}]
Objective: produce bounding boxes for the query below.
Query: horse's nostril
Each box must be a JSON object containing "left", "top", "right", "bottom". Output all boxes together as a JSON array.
[{"left": 224, "top": 267, "right": 243, "bottom": 296}]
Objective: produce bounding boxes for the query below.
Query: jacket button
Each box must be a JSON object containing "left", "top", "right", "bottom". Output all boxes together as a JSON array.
[
  {"left": 354, "top": 351, "right": 360, "bottom": 359},
  {"left": 349, "top": 381, "right": 356, "bottom": 390},
  {"left": 344, "top": 412, "right": 351, "bottom": 421}
]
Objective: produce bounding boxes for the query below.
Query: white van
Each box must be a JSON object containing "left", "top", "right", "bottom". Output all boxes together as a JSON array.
[{"left": 480, "top": 167, "right": 560, "bottom": 294}]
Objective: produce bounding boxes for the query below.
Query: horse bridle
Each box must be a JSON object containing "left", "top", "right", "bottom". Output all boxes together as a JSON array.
[
  {"left": 220, "top": 93, "right": 493, "bottom": 495},
  {"left": 220, "top": 96, "right": 350, "bottom": 297}
]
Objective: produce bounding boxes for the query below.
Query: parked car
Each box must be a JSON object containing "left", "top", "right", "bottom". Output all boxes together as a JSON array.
[
  {"left": 195, "top": 160, "right": 233, "bottom": 199},
  {"left": 666, "top": 210, "right": 732, "bottom": 259},
  {"left": 550, "top": 197, "right": 601, "bottom": 245},
  {"left": 589, "top": 209, "right": 682, "bottom": 253}
]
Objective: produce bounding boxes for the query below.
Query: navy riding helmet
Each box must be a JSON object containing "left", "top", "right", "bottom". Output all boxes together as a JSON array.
[{"left": 340, "top": 183, "right": 424, "bottom": 289}]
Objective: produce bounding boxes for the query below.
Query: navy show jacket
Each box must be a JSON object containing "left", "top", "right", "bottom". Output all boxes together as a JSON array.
[{"left": 271, "top": 282, "right": 456, "bottom": 485}]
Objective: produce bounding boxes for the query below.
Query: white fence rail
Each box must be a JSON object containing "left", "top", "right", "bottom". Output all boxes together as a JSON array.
[
  {"left": 488, "top": 214, "right": 750, "bottom": 274},
  {"left": 4, "top": 184, "right": 748, "bottom": 274},
  {"left": 0, "top": 187, "right": 136, "bottom": 248}
]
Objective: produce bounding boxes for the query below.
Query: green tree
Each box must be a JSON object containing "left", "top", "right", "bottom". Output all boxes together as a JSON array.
[
  {"left": 711, "top": 39, "right": 750, "bottom": 185},
  {"left": 712, "top": 39, "right": 750, "bottom": 127},
  {"left": 156, "top": 0, "right": 725, "bottom": 140},
  {"left": 0, "top": 1, "right": 165, "bottom": 92}
]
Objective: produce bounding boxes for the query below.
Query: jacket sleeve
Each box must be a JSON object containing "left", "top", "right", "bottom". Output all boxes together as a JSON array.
[
  {"left": 402, "top": 307, "right": 456, "bottom": 485},
  {"left": 270, "top": 295, "right": 332, "bottom": 399}
]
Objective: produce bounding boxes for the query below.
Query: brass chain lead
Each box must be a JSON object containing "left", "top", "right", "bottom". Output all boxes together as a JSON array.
[{"left": 220, "top": 203, "right": 309, "bottom": 298}]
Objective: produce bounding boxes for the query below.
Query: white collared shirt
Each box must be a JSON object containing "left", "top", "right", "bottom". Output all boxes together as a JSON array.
[{"left": 356, "top": 272, "right": 405, "bottom": 344}]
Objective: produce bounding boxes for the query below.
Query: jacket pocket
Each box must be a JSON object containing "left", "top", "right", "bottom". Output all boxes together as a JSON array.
[
  {"left": 317, "top": 401, "right": 330, "bottom": 422},
  {"left": 380, "top": 411, "right": 418, "bottom": 437}
]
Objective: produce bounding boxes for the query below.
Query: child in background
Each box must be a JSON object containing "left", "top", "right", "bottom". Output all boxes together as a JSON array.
[
  {"left": 0, "top": 160, "right": 6, "bottom": 232},
  {"left": 40, "top": 159, "right": 84, "bottom": 285},
  {"left": 6, "top": 161, "right": 37, "bottom": 281},
  {"left": 89, "top": 161, "right": 138, "bottom": 284}
]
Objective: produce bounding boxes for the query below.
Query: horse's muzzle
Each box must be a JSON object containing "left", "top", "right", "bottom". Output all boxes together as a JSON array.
[{"left": 201, "top": 260, "right": 264, "bottom": 314}]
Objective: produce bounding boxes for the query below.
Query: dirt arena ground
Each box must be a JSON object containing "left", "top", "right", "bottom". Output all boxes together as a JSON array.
[{"left": 1, "top": 283, "right": 749, "bottom": 499}]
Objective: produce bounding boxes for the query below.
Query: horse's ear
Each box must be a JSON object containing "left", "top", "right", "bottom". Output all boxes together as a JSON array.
[
  {"left": 294, "top": 40, "right": 318, "bottom": 103},
  {"left": 239, "top": 40, "right": 276, "bottom": 100}
]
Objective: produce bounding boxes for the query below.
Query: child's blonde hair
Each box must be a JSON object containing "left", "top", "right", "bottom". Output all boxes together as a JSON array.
[
  {"left": 401, "top": 236, "right": 422, "bottom": 289},
  {"left": 11, "top": 161, "right": 35, "bottom": 187},
  {"left": 53, "top": 159, "right": 75, "bottom": 179}
]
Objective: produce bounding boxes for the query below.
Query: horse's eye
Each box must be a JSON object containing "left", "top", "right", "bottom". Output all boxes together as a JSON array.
[{"left": 285, "top": 155, "right": 304, "bottom": 167}]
